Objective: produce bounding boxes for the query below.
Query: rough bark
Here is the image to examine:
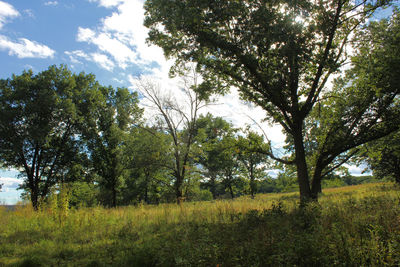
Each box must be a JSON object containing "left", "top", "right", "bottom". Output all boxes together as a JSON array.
[{"left": 293, "top": 125, "right": 313, "bottom": 204}]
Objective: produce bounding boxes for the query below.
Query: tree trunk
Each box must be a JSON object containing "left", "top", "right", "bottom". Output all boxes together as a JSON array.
[
  {"left": 292, "top": 125, "right": 313, "bottom": 204},
  {"left": 311, "top": 166, "right": 323, "bottom": 199},
  {"left": 250, "top": 165, "right": 255, "bottom": 199},
  {"left": 227, "top": 174, "right": 234, "bottom": 199},
  {"left": 175, "top": 175, "right": 183, "bottom": 204},
  {"left": 229, "top": 183, "right": 234, "bottom": 199},
  {"left": 144, "top": 171, "right": 150, "bottom": 204},
  {"left": 210, "top": 174, "right": 217, "bottom": 199},
  {"left": 250, "top": 179, "right": 256, "bottom": 199},
  {"left": 395, "top": 174, "right": 400, "bottom": 184},
  {"left": 29, "top": 175, "right": 40, "bottom": 211},
  {"left": 395, "top": 162, "right": 400, "bottom": 184},
  {"left": 144, "top": 186, "right": 149, "bottom": 204},
  {"left": 111, "top": 186, "right": 117, "bottom": 208},
  {"left": 31, "top": 187, "right": 39, "bottom": 211}
]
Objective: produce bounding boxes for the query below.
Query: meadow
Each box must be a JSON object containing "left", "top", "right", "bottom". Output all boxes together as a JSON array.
[{"left": 1, "top": 182, "right": 400, "bottom": 266}]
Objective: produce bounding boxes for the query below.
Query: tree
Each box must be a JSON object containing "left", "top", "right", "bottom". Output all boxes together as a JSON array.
[
  {"left": 217, "top": 134, "right": 242, "bottom": 199},
  {"left": 237, "top": 129, "right": 270, "bottom": 198},
  {"left": 0, "top": 65, "right": 102, "bottom": 210},
  {"left": 194, "top": 113, "right": 236, "bottom": 199},
  {"left": 299, "top": 11, "right": 400, "bottom": 193},
  {"left": 124, "top": 127, "right": 171, "bottom": 204},
  {"left": 84, "top": 87, "right": 142, "bottom": 207},
  {"left": 144, "top": 0, "right": 397, "bottom": 203},
  {"left": 361, "top": 131, "right": 400, "bottom": 183},
  {"left": 137, "top": 71, "right": 207, "bottom": 203}
]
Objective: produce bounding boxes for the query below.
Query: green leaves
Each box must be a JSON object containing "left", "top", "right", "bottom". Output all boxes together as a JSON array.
[
  {"left": 144, "top": 0, "right": 398, "bottom": 201},
  {"left": 84, "top": 87, "right": 143, "bottom": 207},
  {"left": 0, "top": 65, "right": 103, "bottom": 209}
]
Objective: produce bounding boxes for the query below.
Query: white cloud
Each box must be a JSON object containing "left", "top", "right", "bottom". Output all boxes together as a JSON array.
[
  {"left": 113, "top": 78, "right": 124, "bottom": 84},
  {"left": 0, "top": 1, "right": 20, "bottom": 29},
  {"left": 75, "top": 0, "right": 167, "bottom": 71},
  {"left": 92, "top": 52, "right": 115, "bottom": 71},
  {"left": 65, "top": 50, "right": 115, "bottom": 71},
  {"left": 44, "top": 1, "right": 58, "bottom": 6},
  {"left": 0, "top": 2, "right": 54, "bottom": 60},
  {"left": 76, "top": 27, "right": 96, "bottom": 42},
  {"left": 77, "top": 27, "right": 138, "bottom": 69},
  {"left": 0, "top": 35, "right": 55, "bottom": 58},
  {"left": 0, "top": 177, "right": 23, "bottom": 205},
  {"left": 24, "top": 64, "right": 34, "bottom": 70},
  {"left": 23, "top": 9, "right": 35, "bottom": 18},
  {"left": 88, "top": 0, "right": 125, "bottom": 8},
  {"left": 345, "top": 164, "right": 371, "bottom": 176},
  {"left": 65, "top": 50, "right": 90, "bottom": 64},
  {"left": 0, "top": 177, "right": 23, "bottom": 192},
  {"left": 100, "top": 0, "right": 164, "bottom": 64}
]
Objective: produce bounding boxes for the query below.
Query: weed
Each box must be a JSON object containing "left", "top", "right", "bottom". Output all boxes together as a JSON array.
[{"left": 0, "top": 182, "right": 399, "bottom": 266}]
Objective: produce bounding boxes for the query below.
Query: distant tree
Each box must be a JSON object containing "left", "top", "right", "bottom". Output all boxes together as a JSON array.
[
  {"left": 0, "top": 65, "right": 102, "bottom": 210},
  {"left": 274, "top": 164, "right": 299, "bottom": 193},
  {"left": 194, "top": 113, "right": 236, "bottom": 199},
  {"left": 84, "top": 87, "right": 142, "bottom": 207},
  {"left": 68, "top": 181, "right": 98, "bottom": 208},
  {"left": 362, "top": 131, "right": 400, "bottom": 183},
  {"left": 144, "top": 0, "right": 396, "bottom": 203},
  {"left": 258, "top": 177, "right": 278, "bottom": 194},
  {"left": 137, "top": 71, "right": 208, "bottom": 203},
  {"left": 125, "top": 127, "right": 171, "bottom": 204},
  {"left": 237, "top": 129, "right": 270, "bottom": 198},
  {"left": 219, "top": 136, "right": 239, "bottom": 199}
]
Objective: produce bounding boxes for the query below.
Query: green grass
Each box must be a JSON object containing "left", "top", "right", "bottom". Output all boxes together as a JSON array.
[{"left": 1, "top": 182, "right": 400, "bottom": 266}]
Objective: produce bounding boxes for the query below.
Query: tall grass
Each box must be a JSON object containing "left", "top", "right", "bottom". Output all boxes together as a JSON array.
[{"left": 1, "top": 182, "right": 399, "bottom": 266}]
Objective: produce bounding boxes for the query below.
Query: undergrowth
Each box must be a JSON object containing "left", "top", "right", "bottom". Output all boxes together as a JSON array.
[{"left": 0, "top": 182, "right": 399, "bottom": 266}]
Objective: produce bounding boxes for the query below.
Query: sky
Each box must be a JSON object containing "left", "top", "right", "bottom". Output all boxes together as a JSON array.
[{"left": 0, "top": 0, "right": 391, "bottom": 204}]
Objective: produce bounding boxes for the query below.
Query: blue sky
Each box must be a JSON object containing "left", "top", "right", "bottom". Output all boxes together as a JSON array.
[
  {"left": 0, "top": 0, "right": 163, "bottom": 87},
  {"left": 0, "top": 0, "right": 393, "bottom": 204}
]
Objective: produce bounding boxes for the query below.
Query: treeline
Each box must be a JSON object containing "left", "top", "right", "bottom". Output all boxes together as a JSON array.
[
  {"left": 0, "top": 66, "right": 276, "bottom": 208},
  {"left": 0, "top": 65, "right": 392, "bottom": 209}
]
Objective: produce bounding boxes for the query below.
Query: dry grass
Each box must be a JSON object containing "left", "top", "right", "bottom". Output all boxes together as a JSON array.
[{"left": 1, "top": 182, "right": 399, "bottom": 266}]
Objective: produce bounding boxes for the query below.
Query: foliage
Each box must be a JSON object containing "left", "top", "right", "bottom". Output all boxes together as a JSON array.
[
  {"left": 123, "top": 127, "right": 171, "bottom": 204},
  {"left": 0, "top": 65, "right": 102, "bottom": 210},
  {"left": 362, "top": 130, "right": 400, "bottom": 183},
  {"left": 144, "top": 0, "right": 397, "bottom": 202},
  {"left": 194, "top": 113, "right": 237, "bottom": 199},
  {"left": 1, "top": 183, "right": 400, "bottom": 266},
  {"left": 237, "top": 129, "right": 270, "bottom": 198},
  {"left": 300, "top": 10, "right": 400, "bottom": 194},
  {"left": 68, "top": 181, "right": 98, "bottom": 208},
  {"left": 84, "top": 86, "right": 143, "bottom": 207}
]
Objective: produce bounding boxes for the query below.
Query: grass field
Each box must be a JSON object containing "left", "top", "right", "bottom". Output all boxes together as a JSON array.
[{"left": 1, "top": 182, "right": 400, "bottom": 266}]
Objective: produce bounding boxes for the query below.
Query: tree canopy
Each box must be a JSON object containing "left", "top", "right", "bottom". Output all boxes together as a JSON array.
[
  {"left": 0, "top": 65, "right": 102, "bottom": 209},
  {"left": 144, "top": 0, "right": 399, "bottom": 202},
  {"left": 361, "top": 130, "right": 400, "bottom": 183}
]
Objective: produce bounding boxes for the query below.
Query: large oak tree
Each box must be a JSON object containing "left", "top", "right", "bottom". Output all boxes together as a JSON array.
[{"left": 144, "top": 0, "right": 399, "bottom": 202}]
